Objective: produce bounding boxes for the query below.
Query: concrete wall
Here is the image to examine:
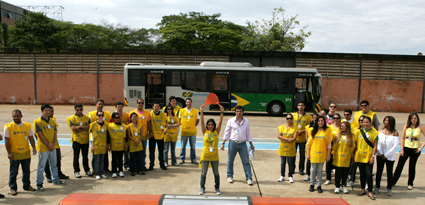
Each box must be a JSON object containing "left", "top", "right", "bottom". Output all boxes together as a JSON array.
[{"left": 0, "top": 73, "right": 423, "bottom": 112}]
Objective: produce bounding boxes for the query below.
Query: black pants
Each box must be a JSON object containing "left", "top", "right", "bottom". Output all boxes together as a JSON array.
[
  {"left": 326, "top": 154, "right": 334, "bottom": 180},
  {"left": 295, "top": 142, "right": 306, "bottom": 172},
  {"left": 45, "top": 148, "right": 63, "bottom": 177},
  {"left": 280, "top": 156, "right": 295, "bottom": 177},
  {"left": 111, "top": 151, "right": 124, "bottom": 173},
  {"left": 359, "top": 162, "right": 373, "bottom": 192},
  {"left": 72, "top": 142, "right": 90, "bottom": 173},
  {"left": 393, "top": 147, "right": 421, "bottom": 186},
  {"left": 335, "top": 166, "right": 350, "bottom": 188},
  {"left": 376, "top": 157, "right": 394, "bottom": 189},
  {"left": 123, "top": 150, "right": 130, "bottom": 169},
  {"left": 149, "top": 138, "right": 164, "bottom": 167},
  {"left": 349, "top": 162, "right": 358, "bottom": 182},
  {"left": 306, "top": 159, "right": 311, "bottom": 175},
  {"left": 104, "top": 152, "right": 109, "bottom": 170}
]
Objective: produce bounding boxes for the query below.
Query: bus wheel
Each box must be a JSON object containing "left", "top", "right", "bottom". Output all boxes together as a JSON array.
[
  {"left": 176, "top": 98, "right": 186, "bottom": 108},
  {"left": 267, "top": 101, "right": 284, "bottom": 116}
]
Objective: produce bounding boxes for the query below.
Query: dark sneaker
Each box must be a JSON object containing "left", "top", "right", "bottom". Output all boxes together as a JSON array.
[
  {"left": 160, "top": 165, "right": 168, "bottom": 170},
  {"left": 37, "top": 183, "right": 44, "bottom": 192},
  {"left": 147, "top": 166, "right": 154, "bottom": 171},
  {"left": 59, "top": 174, "right": 69, "bottom": 179},
  {"left": 46, "top": 177, "right": 52, "bottom": 183},
  {"left": 317, "top": 186, "right": 323, "bottom": 193},
  {"left": 0, "top": 194, "right": 4, "bottom": 198},
  {"left": 309, "top": 185, "right": 314, "bottom": 192},
  {"left": 131, "top": 172, "right": 135, "bottom": 176},
  {"left": 139, "top": 171, "right": 146, "bottom": 175},
  {"left": 53, "top": 180, "right": 66, "bottom": 185},
  {"left": 23, "top": 186, "right": 36, "bottom": 191},
  {"left": 143, "top": 167, "right": 148, "bottom": 171}
]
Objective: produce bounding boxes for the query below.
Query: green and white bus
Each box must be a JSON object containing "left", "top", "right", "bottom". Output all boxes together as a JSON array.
[{"left": 124, "top": 62, "right": 322, "bottom": 115}]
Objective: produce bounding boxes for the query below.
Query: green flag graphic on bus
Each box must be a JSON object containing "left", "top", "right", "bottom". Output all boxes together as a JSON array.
[{"left": 182, "top": 92, "right": 193, "bottom": 97}]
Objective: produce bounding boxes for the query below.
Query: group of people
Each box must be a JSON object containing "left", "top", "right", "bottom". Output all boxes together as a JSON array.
[
  {"left": 278, "top": 100, "right": 425, "bottom": 200},
  {"left": 0, "top": 96, "right": 257, "bottom": 198}
]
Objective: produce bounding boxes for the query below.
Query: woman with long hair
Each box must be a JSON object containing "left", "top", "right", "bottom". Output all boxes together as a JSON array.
[
  {"left": 199, "top": 104, "right": 224, "bottom": 195},
  {"left": 373, "top": 116, "right": 399, "bottom": 196},
  {"left": 163, "top": 105, "right": 181, "bottom": 166},
  {"left": 277, "top": 114, "right": 298, "bottom": 183},
  {"left": 304, "top": 113, "right": 318, "bottom": 181},
  {"left": 333, "top": 121, "right": 356, "bottom": 194},
  {"left": 324, "top": 113, "right": 341, "bottom": 185},
  {"left": 393, "top": 112, "right": 425, "bottom": 190},
  {"left": 354, "top": 116, "right": 378, "bottom": 200},
  {"left": 127, "top": 113, "right": 145, "bottom": 176},
  {"left": 307, "top": 116, "right": 332, "bottom": 193}
]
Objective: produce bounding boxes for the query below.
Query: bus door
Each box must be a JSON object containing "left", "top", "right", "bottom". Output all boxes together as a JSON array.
[
  {"left": 293, "top": 77, "right": 314, "bottom": 112},
  {"left": 146, "top": 71, "right": 166, "bottom": 108},
  {"left": 211, "top": 73, "right": 230, "bottom": 110}
]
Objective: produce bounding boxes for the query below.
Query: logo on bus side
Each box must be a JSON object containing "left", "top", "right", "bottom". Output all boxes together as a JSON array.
[{"left": 182, "top": 92, "right": 193, "bottom": 97}]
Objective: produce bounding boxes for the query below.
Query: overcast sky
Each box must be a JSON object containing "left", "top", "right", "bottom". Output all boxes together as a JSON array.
[{"left": 7, "top": 0, "right": 424, "bottom": 55}]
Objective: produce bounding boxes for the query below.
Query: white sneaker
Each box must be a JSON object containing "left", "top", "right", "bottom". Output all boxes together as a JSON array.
[
  {"left": 304, "top": 175, "right": 310, "bottom": 181},
  {"left": 247, "top": 179, "right": 254, "bottom": 185},
  {"left": 101, "top": 174, "right": 108, "bottom": 179},
  {"left": 347, "top": 181, "right": 354, "bottom": 187},
  {"left": 324, "top": 180, "right": 331, "bottom": 185},
  {"left": 119, "top": 171, "right": 125, "bottom": 177},
  {"left": 334, "top": 187, "right": 340, "bottom": 194},
  {"left": 332, "top": 169, "right": 335, "bottom": 174},
  {"left": 342, "top": 186, "right": 348, "bottom": 194},
  {"left": 112, "top": 173, "right": 117, "bottom": 178},
  {"left": 278, "top": 176, "right": 285, "bottom": 182},
  {"left": 74, "top": 172, "right": 81, "bottom": 178},
  {"left": 227, "top": 177, "right": 233, "bottom": 183},
  {"left": 96, "top": 175, "right": 101, "bottom": 180},
  {"left": 289, "top": 177, "right": 294, "bottom": 183}
]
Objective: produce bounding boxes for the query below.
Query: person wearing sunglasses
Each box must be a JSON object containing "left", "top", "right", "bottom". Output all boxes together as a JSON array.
[
  {"left": 112, "top": 101, "right": 131, "bottom": 171},
  {"left": 164, "top": 105, "right": 181, "bottom": 167},
  {"left": 129, "top": 98, "right": 151, "bottom": 171},
  {"left": 67, "top": 104, "right": 92, "bottom": 179},
  {"left": 347, "top": 115, "right": 365, "bottom": 188},
  {"left": 326, "top": 103, "right": 337, "bottom": 125},
  {"left": 292, "top": 101, "right": 311, "bottom": 176},
  {"left": 277, "top": 114, "right": 299, "bottom": 183},
  {"left": 304, "top": 113, "right": 318, "bottom": 182},
  {"left": 324, "top": 113, "right": 342, "bottom": 185},
  {"left": 107, "top": 112, "right": 128, "bottom": 178},
  {"left": 148, "top": 102, "right": 168, "bottom": 171},
  {"left": 88, "top": 99, "right": 112, "bottom": 173},
  {"left": 89, "top": 111, "right": 109, "bottom": 180},
  {"left": 342, "top": 110, "right": 354, "bottom": 124},
  {"left": 351, "top": 100, "right": 380, "bottom": 130}
]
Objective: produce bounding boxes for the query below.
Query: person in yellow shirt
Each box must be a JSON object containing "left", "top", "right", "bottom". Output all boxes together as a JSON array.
[
  {"left": 88, "top": 99, "right": 112, "bottom": 173},
  {"left": 127, "top": 113, "right": 145, "bottom": 176},
  {"left": 342, "top": 110, "right": 354, "bottom": 124},
  {"left": 112, "top": 101, "right": 131, "bottom": 171},
  {"left": 164, "top": 105, "right": 181, "bottom": 167},
  {"left": 304, "top": 113, "right": 318, "bottom": 182},
  {"left": 179, "top": 98, "right": 200, "bottom": 164},
  {"left": 307, "top": 116, "right": 332, "bottom": 193},
  {"left": 393, "top": 112, "right": 425, "bottom": 190},
  {"left": 107, "top": 112, "right": 128, "bottom": 178},
  {"left": 162, "top": 96, "right": 182, "bottom": 116},
  {"left": 277, "top": 114, "right": 298, "bottom": 183},
  {"left": 90, "top": 111, "right": 109, "bottom": 180},
  {"left": 347, "top": 115, "right": 365, "bottom": 187},
  {"left": 148, "top": 102, "right": 167, "bottom": 170},
  {"left": 68, "top": 104, "right": 92, "bottom": 178},
  {"left": 292, "top": 101, "right": 311, "bottom": 176},
  {"left": 355, "top": 116, "right": 378, "bottom": 200},
  {"left": 199, "top": 104, "right": 224, "bottom": 195},
  {"left": 324, "top": 113, "right": 341, "bottom": 185},
  {"left": 129, "top": 98, "right": 151, "bottom": 171},
  {"left": 351, "top": 100, "right": 380, "bottom": 130},
  {"left": 333, "top": 121, "right": 356, "bottom": 194},
  {"left": 4, "top": 109, "right": 37, "bottom": 196},
  {"left": 34, "top": 104, "right": 65, "bottom": 191}
]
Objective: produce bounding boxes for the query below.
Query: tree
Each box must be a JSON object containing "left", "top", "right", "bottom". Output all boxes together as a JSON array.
[
  {"left": 10, "top": 12, "right": 62, "bottom": 48},
  {"left": 157, "top": 12, "right": 245, "bottom": 50},
  {"left": 240, "top": 7, "right": 311, "bottom": 51},
  {"left": 0, "top": 22, "right": 10, "bottom": 47}
]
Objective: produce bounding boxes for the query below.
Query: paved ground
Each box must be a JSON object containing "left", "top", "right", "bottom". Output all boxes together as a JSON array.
[{"left": 0, "top": 104, "right": 424, "bottom": 205}]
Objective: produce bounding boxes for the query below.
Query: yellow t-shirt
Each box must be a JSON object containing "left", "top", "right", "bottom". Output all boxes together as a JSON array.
[
  {"left": 129, "top": 109, "right": 150, "bottom": 140},
  {"left": 333, "top": 133, "right": 357, "bottom": 167},
  {"left": 4, "top": 122, "right": 32, "bottom": 160},
  {"left": 277, "top": 124, "right": 297, "bottom": 157},
  {"left": 180, "top": 108, "right": 199, "bottom": 136},
  {"left": 354, "top": 128, "right": 379, "bottom": 163},
  {"left": 405, "top": 127, "right": 422, "bottom": 149},
  {"left": 33, "top": 117, "right": 58, "bottom": 153},
  {"left": 164, "top": 115, "right": 179, "bottom": 142},
  {"left": 108, "top": 123, "right": 127, "bottom": 151},
  {"left": 308, "top": 128, "right": 333, "bottom": 163},
  {"left": 150, "top": 111, "right": 167, "bottom": 140},
  {"left": 351, "top": 110, "right": 377, "bottom": 130},
  {"left": 90, "top": 122, "right": 108, "bottom": 155},
  {"left": 292, "top": 112, "right": 312, "bottom": 143},
  {"left": 67, "top": 114, "right": 91, "bottom": 144},
  {"left": 127, "top": 123, "right": 143, "bottom": 152},
  {"left": 162, "top": 105, "right": 181, "bottom": 116},
  {"left": 200, "top": 130, "right": 219, "bottom": 162},
  {"left": 88, "top": 110, "right": 111, "bottom": 124}
]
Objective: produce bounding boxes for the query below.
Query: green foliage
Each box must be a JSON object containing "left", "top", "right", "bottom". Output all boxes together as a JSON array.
[
  {"left": 0, "top": 22, "right": 10, "bottom": 47},
  {"left": 157, "top": 12, "right": 245, "bottom": 50},
  {"left": 240, "top": 7, "right": 311, "bottom": 51},
  {"left": 10, "top": 12, "right": 62, "bottom": 48}
]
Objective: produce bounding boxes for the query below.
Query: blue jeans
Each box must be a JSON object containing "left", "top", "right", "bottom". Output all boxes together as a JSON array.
[
  {"left": 37, "top": 150, "right": 59, "bottom": 184},
  {"left": 142, "top": 140, "right": 147, "bottom": 168},
  {"left": 164, "top": 141, "right": 177, "bottom": 165},
  {"left": 201, "top": 161, "right": 220, "bottom": 189},
  {"left": 227, "top": 140, "right": 252, "bottom": 180},
  {"left": 93, "top": 153, "right": 105, "bottom": 176},
  {"left": 180, "top": 136, "right": 196, "bottom": 161},
  {"left": 9, "top": 158, "right": 31, "bottom": 191}
]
